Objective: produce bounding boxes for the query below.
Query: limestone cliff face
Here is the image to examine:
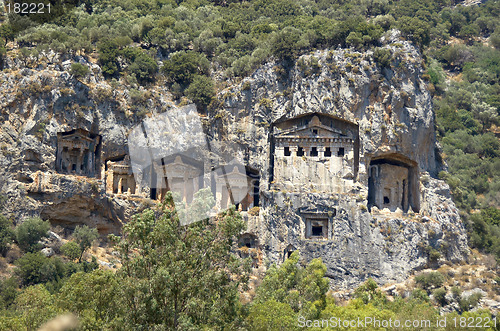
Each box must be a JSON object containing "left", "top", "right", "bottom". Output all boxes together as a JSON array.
[
  {"left": 0, "top": 59, "right": 175, "bottom": 232},
  {"left": 0, "top": 30, "right": 469, "bottom": 287},
  {"left": 212, "top": 30, "right": 469, "bottom": 288}
]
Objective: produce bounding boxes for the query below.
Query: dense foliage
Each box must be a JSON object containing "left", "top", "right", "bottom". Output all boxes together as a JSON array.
[
  {"left": 0, "top": 0, "right": 499, "bottom": 328},
  {"left": 14, "top": 217, "right": 49, "bottom": 253}
]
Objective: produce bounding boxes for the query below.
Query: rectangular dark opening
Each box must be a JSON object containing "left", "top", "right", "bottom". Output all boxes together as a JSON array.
[
  {"left": 253, "top": 179, "right": 260, "bottom": 207},
  {"left": 297, "top": 147, "right": 304, "bottom": 156},
  {"left": 312, "top": 225, "right": 323, "bottom": 236},
  {"left": 72, "top": 164, "right": 76, "bottom": 171},
  {"left": 337, "top": 148, "right": 345, "bottom": 157},
  {"left": 284, "top": 147, "right": 291, "bottom": 156},
  {"left": 306, "top": 219, "right": 328, "bottom": 239},
  {"left": 312, "top": 129, "right": 318, "bottom": 135},
  {"left": 310, "top": 147, "right": 318, "bottom": 157},
  {"left": 324, "top": 147, "right": 331, "bottom": 157}
]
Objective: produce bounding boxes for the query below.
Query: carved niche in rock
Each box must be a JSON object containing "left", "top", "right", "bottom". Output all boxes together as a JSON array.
[
  {"left": 271, "top": 113, "right": 359, "bottom": 193},
  {"left": 214, "top": 165, "right": 260, "bottom": 212},
  {"left": 105, "top": 155, "right": 137, "bottom": 195},
  {"left": 367, "top": 154, "right": 420, "bottom": 213},
  {"left": 56, "top": 129, "right": 100, "bottom": 177},
  {"left": 155, "top": 155, "right": 204, "bottom": 203}
]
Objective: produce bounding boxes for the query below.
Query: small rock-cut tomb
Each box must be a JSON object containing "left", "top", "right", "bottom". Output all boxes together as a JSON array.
[
  {"left": 106, "top": 156, "right": 136, "bottom": 195},
  {"left": 56, "top": 129, "right": 100, "bottom": 177},
  {"left": 272, "top": 113, "right": 359, "bottom": 193},
  {"left": 368, "top": 155, "right": 419, "bottom": 212}
]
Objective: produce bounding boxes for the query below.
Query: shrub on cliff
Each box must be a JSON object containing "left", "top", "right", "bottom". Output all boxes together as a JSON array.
[
  {"left": 123, "top": 47, "right": 158, "bottom": 84},
  {"left": 60, "top": 241, "right": 81, "bottom": 261},
  {"left": 15, "top": 253, "right": 65, "bottom": 287},
  {"left": 162, "top": 51, "right": 210, "bottom": 86},
  {"left": 0, "top": 215, "right": 14, "bottom": 256},
  {"left": 185, "top": 75, "right": 215, "bottom": 111},
  {"left": 15, "top": 218, "right": 49, "bottom": 253},
  {"left": 69, "top": 63, "right": 89, "bottom": 79},
  {"left": 415, "top": 272, "right": 445, "bottom": 292},
  {"left": 73, "top": 225, "right": 98, "bottom": 262}
]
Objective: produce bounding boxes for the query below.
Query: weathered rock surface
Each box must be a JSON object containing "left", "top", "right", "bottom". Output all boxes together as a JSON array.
[
  {"left": 214, "top": 30, "right": 469, "bottom": 288},
  {"left": 0, "top": 30, "right": 469, "bottom": 287}
]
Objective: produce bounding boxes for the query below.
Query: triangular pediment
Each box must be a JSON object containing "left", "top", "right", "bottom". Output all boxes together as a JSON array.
[
  {"left": 62, "top": 133, "right": 94, "bottom": 142},
  {"left": 217, "top": 166, "right": 248, "bottom": 180},
  {"left": 276, "top": 125, "right": 345, "bottom": 139},
  {"left": 59, "top": 129, "right": 99, "bottom": 144}
]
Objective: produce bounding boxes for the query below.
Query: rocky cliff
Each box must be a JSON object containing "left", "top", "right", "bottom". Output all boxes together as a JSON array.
[{"left": 0, "top": 30, "right": 470, "bottom": 288}]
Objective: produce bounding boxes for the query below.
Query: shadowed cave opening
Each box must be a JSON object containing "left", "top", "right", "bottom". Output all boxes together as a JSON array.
[{"left": 367, "top": 155, "right": 419, "bottom": 212}]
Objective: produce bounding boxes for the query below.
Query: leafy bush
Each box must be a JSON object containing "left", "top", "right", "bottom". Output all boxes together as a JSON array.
[
  {"left": 73, "top": 225, "right": 98, "bottom": 262},
  {"left": 271, "top": 26, "right": 304, "bottom": 61},
  {"left": 415, "top": 272, "right": 445, "bottom": 292},
  {"left": 0, "top": 215, "right": 14, "bottom": 256},
  {"left": 57, "top": 270, "right": 124, "bottom": 329},
  {"left": 247, "top": 299, "right": 297, "bottom": 331},
  {"left": 185, "top": 75, "right": 215, "bottom": 111},
  {"left": 0, "top": 277, "right": 19, "bottom": 309},
  {"left": 15, "top": 253, "right": 65, "bottom": 287},
  {"left": 60, "top": 241, "right": 81, "bottom": 261},
  {"left": 123, "top": 47, "right": 158, "bottom": 84},
  {"left": 69, "top": 63, "right": 89, "bottom": 79},
  {"left": 98, "top": 39, "right": 120, "bottom": 77},
  {"left": 354, "top": 278, "right": 385, "bottom": 305},
  {"left": 459, "top": 292, "right": 483, "bottom": 312},
  {"left": 14, "top": 284, "right": 59, "bottom": 330},
  {"left": 162, "top": 51, "right": 210, "bottom": 86},
  {"left": 15, "top": 218, "right": 49, "bottom": 253},
  {"left": 373, "top": 47, "right": 392, "bottom": 68},
  {"left": 410, "top": 288, "right": 430, "bottom": 303},
  {"left": 432, "top": 288, "right": 447, "bottom": 306}
]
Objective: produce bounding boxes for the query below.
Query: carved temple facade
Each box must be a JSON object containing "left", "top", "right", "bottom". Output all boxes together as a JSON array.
[
  {"left": 105, "top": 156, "right": 137, "bottom": 195},
  {"left": 271, "top": 113, "right": 359, "bottom": 193},
  {"left": 56, "top": 129, "right": 100, "bottom": 177}
]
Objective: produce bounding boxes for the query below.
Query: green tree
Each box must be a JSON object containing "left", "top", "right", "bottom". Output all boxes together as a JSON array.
[
  {"left": 162, "top": 51, "right": 210, "bottom": 86},
  {"left": 14, "top": 252, "right": 72, "bottom": 288},
  {"left": 354, "top": 278, "right": 386, "bottom": 305},
  {"left": 15, "top": 217, "right": 50, "bottom": 253},
  {"left": 0, "top": 214, "right": 14, "bottom": 256},
  {"left": 128, "top": 53, "right": 158, "bottom": 84},
  {"left": 0, "top": 44, "right": 6, "bottom": 69},
  {"left": 254, "top": 252, "right": 329, "bottom": 319},
  {"left": 111, "top": 190, "right": 247, "bottom": 329},
  {"left": 185, "top": 75, "right": 215, "bottom": 111},
  {"left": 57, "top": 270, "right": 124, "bottom": 329},
  {"left": 15, "top": 284, "right": 59, "bottom": 330},
  {"left": 60, "top": 241, "right": 81, "bottom": 261},
  {"left": 432, "top": 287, "right": 447, "bottom": 306},
  {"left": 73, "top": 225, "right": 98, "bottom": 262},
  {"left": 0, "top": 277, "right": 19, "bottom": 309},
  {"left": 123, "top": 47, "right": 158, "bottom": 84},
  {"left": 373, "top": 47, "right": 392, "bottom": 69},
  {"left": 0, "top": 24, "right": 15, "bottom": 46},
  {"left": 69, "top": 62, "right": 90, "bottom": 79},
  {"left": 271, "top": 27, "right": 303, "bottom": 61},
  {"left": 98, "top": 38, "right": 120, "bottom": 77},
  {"left": 247, "top": 299, "right": 298, "bottom": 331},
  {"left": 414, "top": 271, "right": 445, "bottom": 292},
  {"left": 491, "top": 31, "right": 500, "bottom": 49}
]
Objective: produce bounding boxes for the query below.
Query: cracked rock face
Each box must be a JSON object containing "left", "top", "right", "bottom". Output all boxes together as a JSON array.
[
  {"left": 212, "top": 31, "right": 468, "bottom": 288},
  {"left": 0, "top": 30, "right": 468, "bottom": 287}
]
